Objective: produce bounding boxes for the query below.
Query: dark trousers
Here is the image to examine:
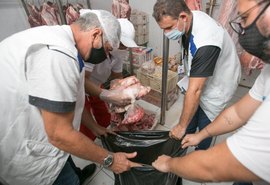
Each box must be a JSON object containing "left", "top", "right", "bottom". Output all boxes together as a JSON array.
[
  {"left": 186, "top": 106, "right": 212, "bottom": 150},
  {"left": 53, "top": 156, "right": 80, "bottom": 185}
]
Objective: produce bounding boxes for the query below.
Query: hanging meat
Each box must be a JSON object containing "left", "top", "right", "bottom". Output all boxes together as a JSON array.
[
  {"left": 40, "top": 2, "right": 61, "bottom": 25},
  {"left": 185, "top": 0, "right": 202, "bottom": 11},
  {"left": 112, "top": 0, "right": 131, "bottom": 19},
  {"left": 27, "top": 3, "right": 42, "bottom": 27},
  {"left": 26, "top": 1, "right": 86, "bottom": 27},
  {"left": 27, "top": 1, "right": 61, "bottom": 27},
  {"left": 65, "top": 4, "right": 80, "bottom": 25}
]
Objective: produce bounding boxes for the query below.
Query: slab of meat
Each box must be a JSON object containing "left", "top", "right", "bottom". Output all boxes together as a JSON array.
[
  {"left": 110, "top": 76, "right": 139, "bottom": 90},
  {"left": 112, "top": 112, "right": 156, "bottom": 131},
  {"left": 185, "top": 0, "right": 202, "bottom": 11},
  {"left": 73, "top": 3, "right": 84, "bottom": 12},
  {"left": 122, "top": 105, "right": 144, "bottom": 124},
  {"left": 108, "top": 76, "right": 150, "bottom": 127},
  {"left": 27, "top": 3, "right": 42, "bottom": 27},
  {"left": 111, "top": 112, "right": 124, "bottom": 125},
  {"left": 134, "top": 113, "right": 156, "bottom": 130},
  {"left": 122, "top": 83, "right": 150, "bottom": 100},
  {"left": 112, "top": 0, "right": 131, "bottom": 19},
  {"left": 40, "top": 2, "right": 60, "bottom": 25},
  {"left": 109, "top": 83, "right": 150, "bottom": 113},
  {"left": 65, "top": 4, "right": 80, "bottom": 25}
]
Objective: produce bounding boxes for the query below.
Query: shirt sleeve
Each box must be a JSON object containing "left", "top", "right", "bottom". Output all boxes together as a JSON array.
[
  {"left": 249, "top": 69, "right": 266, "bottom": 102},
  {"left": 190, "top": 46, "right": 221, "bottom": 77},
  {"left": 26, "top": 45, "right": 80, "bottom": 113},
  {"left": 111, "top": 55, "right": 123, "bottom": 73}
]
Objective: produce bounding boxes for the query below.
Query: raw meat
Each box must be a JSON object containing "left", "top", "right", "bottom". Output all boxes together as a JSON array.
[
  {"left": 109, "top": 83, "right": 150, "bottom": 113},
  {"left": 65, "top": 5, "right": 79, "bottom": 25},
  {"left": 108, "top": 76, "right": 151, "bottom": 127},
  {"left": 185, "top": 0, "right": 202, "bottom": 11},
  {"left": 112, "top": 112, "right": 156, "bottom": 131},
  {"left": 111, "top": 112, "right": 124, "bottom": 124},
  {"left": 40, "top": 2, "right": 60, "bottom": 25},
  {"left": 122, "top": 105, "right": 144, "bottom": 124},
  {"left": 133, "top": 113, "right": 156, "bottom": 130},
  {"left": 27, "top": 3, "right": 42, "bottom": 27},
  {"left": 112, "top": 0, "right": 131, "bottom": 19},
  {"left": 110, "top": 76, "right": 139, "bottom": 90}
]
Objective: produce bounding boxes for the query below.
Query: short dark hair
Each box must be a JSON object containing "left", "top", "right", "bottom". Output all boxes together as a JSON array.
[{"left": 153, "top": 0, "right": 191, "bottom": 22}]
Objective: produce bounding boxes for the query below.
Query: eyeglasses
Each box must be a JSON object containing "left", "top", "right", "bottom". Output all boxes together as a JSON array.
[{"left": 229, "top": 0, "right": 270, "bottom": 35}]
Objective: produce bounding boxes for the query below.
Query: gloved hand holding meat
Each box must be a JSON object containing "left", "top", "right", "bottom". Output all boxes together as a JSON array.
[
  {"left": 108, "top": 76, "right": 153, "bottom": 129},
  {"left": 99, "top": 76, "right": 145, "bottom": 106}
]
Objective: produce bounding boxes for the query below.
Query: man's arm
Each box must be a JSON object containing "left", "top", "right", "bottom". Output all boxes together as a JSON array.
[
  {"left": 84, "top": 71, "right": 132, "bottom": 106},
  {"left": 41, "top": 110, "right": 137, "bottom": 174},
  {"left": 182, "top": 93, "right": 261, "bottom": 148},
  {"left": 170, "top": 77, "right": 207, "bottom": 139},
  {"left": 81, "top": 107, "right": 112, "bottom": 137},
  {"left": 170, "top": 46, "right": 221, "bottom": 139},
  {"left": 84, "top": 71, "right": 102, "bottom": 96},
  {"left": 109, "top": 71, "right": 123, "bottom": 81},
  {"left": 153, "top": 142, "right": 260, "bottom": 182}
]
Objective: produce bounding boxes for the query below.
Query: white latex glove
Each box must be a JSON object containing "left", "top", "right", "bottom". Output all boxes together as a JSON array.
[{"left": 99, "top": 89, "right": 133, "bottom": 106}]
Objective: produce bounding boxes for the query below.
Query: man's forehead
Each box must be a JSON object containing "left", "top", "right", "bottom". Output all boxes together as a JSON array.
[
  {"left": 158, "top": 15, "right": 176, "bottom": 28},
  {"left": 237, "top": 0, "right": 258, "bottom": 15}
]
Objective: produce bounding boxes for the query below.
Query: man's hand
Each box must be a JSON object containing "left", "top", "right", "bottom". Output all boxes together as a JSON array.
[
  {"left": 152, "top": 155, "right": 172, "bottom": 173},
  {"left": 99, "top": 89, "right": 132, "bottom": 106},
  {"left": 181, "top": 133, "right": 202, "bottom": 148},
  {"left": 169, "top": 124, "right": 186, "bottom": 140},
  {"left": 109, "top": 152, "right": 139, "bottom": 174}
]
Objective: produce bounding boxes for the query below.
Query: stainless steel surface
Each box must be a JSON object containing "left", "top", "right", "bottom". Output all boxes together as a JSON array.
[{"left": 160, "top": 34, "right": 170, "bottom": 125}]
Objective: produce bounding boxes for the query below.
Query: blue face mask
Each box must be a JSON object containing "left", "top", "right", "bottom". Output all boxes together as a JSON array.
[{"left": 165, "top": 21, "right": 186, "bottom": 40}]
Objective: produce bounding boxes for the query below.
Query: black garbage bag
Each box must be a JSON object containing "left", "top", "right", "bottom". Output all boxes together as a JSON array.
[{"left": 101, "top": 131, "right": 187, "bottom": 185}]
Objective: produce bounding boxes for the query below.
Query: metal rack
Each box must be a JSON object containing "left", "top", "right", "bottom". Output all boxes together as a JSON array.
[
  {"left": 206, "top": 0, "right": 218, "bottom": 17},
  {"left": 20, "top": 0, "right": 91, "bottom": 25},
  {"left": 160, "top": 34, "right": 170, "bottom": 125}
]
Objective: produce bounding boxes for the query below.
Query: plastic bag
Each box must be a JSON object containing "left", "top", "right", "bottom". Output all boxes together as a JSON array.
[
  {"left": 141, "top": 61, "right": 156, "bottom": 74},
  {"left": 101, "top": 131, "right": 187, "bottom": 185}
]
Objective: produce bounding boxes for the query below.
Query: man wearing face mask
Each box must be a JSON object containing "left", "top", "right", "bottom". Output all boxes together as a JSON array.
[
  {"left": 78, "top": 14, "right": 138, "bottom": 140},
  {"left": 0, "top": 10, "right": 139, "bottom": 185},
  {"left": 152, "top": 0, "right": 270, "bottom": 183},
  {"left": 152, "top": 0, "right": 241, "bottom": 150}
]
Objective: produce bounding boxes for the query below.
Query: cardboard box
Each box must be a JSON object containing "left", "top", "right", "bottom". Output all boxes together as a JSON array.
[
  {"left": 137, "top": 66, "right": 179, "bottom": 93},
  {"left": 142, "top": 87, "right": 179, "bottom": 110}
]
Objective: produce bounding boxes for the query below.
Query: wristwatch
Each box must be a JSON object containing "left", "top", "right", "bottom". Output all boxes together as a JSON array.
[{"left": 103, "top": 154, "right": 114, "bottom": 168}]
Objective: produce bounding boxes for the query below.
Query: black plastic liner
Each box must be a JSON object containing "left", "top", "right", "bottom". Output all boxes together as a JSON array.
[{"left": 101, "top": 131, "right": 187, "bottom": 185}]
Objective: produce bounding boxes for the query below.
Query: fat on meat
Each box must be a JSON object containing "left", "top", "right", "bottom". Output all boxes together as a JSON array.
[
  {"left": 27, "top": 3, "right": 42, "bottom": 27},
  {"left": 108, "top": 76, "right": 150, "bottom": 125},
  {"left": 122, "top": 105, "right": 144, "bottom": 124},
  {"left": 185, "top": 0, "right": 202, "bottom": 11},
  {"left": 110, "top": 76, "right": 139, "bottom": 90},
  {"left": 65, "top": 5, "right": 79, "bottom": 25},
  {"left": 40, "top": 2, "right": 60, "bottom": 25},
  {"left": 112, "top": 0, "right": 131, "bottom": 19}
]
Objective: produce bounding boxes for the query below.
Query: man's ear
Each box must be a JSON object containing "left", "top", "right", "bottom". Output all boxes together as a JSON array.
[
  {"left": 91, "top": 28, "right": 103, "bottom": 38},
  {"left": 179, "top": 12, "right": 188, "bottom": 22}
]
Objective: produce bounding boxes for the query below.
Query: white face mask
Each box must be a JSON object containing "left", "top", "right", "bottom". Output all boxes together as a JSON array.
[{"left": 165, "top": 20, "right": 186, "bottom": 40}]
